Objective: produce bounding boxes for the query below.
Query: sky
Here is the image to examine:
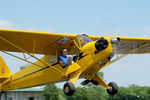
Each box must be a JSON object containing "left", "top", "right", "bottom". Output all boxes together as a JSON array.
[{"left": 0, "top": 0, "right": 150, "bottom": 87}]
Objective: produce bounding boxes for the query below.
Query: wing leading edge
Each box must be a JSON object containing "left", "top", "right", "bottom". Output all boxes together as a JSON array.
[
  {"left": 0, "top": 29, "right": 77, "bottom": 55},
  {"left": 1, "top": 29, "right": 150, "bottom": 55}
]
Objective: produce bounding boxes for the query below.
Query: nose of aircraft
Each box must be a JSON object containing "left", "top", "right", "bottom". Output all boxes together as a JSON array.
[{"left": 95, "top": 37, "right": 108, "bottom": 51}]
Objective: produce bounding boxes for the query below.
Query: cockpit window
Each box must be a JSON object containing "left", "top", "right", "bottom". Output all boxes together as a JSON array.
[{"left": 77, "top": 34, "right": 93, "bottom": 47}]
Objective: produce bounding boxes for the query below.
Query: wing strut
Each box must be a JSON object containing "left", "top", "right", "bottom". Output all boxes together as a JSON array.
[
  {"left": 100, "top": 42, "right": 149, "bottom": 70},
  {"left": 1, "top": 51, "right": 44, "bottom": 68},
  {"left": 0, "top": 36, "right": 65, "bottom": 76}
]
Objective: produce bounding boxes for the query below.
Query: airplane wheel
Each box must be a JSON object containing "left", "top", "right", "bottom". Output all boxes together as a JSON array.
[
  {"left": 63, "top": 82, "right": 75, "bottom": 96},
  {"left": 107, "top": 82, "right": 118, "bottom": 95}
]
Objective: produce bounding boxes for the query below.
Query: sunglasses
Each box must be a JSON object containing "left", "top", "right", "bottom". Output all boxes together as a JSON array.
[{"left": 63, "top": 51, "right": 68, "bottom": 53}]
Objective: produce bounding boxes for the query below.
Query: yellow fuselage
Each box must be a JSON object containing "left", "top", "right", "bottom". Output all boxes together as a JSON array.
[{"left": 1, "top": 38, "right": 113, "bottom": 92}]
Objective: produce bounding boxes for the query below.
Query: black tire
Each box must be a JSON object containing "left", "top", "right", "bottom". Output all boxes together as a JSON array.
[
  {"left": 107, "top": 82, "right": 118, "bottom": 95},
  {"left": 63, "top": 82, "right": 75, "bottom": 96}
]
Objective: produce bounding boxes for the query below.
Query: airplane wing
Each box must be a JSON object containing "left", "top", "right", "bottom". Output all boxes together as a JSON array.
[
  {"left": 1, "top": 29, "right": 150, "bottom": 55},
  {"left": 0, "top": 29, "right": 77, "bottom": 55},
  {"left": 89, "top": 35, "right": 150, "bottom": 54}
]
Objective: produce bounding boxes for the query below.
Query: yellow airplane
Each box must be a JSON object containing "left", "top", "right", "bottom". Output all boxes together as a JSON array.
[{"left": 0, "top": 29, "right": 149, "bottom": 96}]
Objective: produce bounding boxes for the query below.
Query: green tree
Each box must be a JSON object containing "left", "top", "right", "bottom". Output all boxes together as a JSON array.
[
  {"left": 43, "top": 84, "right": 60, "bottom": 100},
  {"left": 65, "top": 87, "right": 92, "bottom": 100},
  {"left": 98, "top": 71, "right": 104, "bottom": 79},
  {"left": 107, "top": 85, "right": 150, "bottom": 100},
  {"left": 42, "top": 72, "right": 150, "bottom": 100}
]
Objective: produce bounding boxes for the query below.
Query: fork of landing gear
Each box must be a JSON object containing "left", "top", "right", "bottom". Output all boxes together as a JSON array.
[
  {"left": 63, "top": 80, "right": 118, "bottom": 96},
  {"left": 80, "top": 80, "right": 118, "bottom": 95}
]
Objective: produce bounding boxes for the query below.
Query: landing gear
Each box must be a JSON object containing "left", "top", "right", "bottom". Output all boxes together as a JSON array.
[
  {"left": 107, "top": 82, "right": 118, "bottom": 95},
  {"left": 63, "top": 82, "right": 75, "bottom": 96}
]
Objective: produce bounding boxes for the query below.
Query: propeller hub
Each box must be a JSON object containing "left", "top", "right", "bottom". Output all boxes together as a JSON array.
[{"left": 95, "top": 37, "right": 108, "bottom": 51}]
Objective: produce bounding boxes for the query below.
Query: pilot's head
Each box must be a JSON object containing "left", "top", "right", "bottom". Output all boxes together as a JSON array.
[{"left": 61, "top": 48, "right": 68, "bottom": 57}]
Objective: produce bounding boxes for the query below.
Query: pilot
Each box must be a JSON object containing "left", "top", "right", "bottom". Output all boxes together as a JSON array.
[{"left": 58, "top": 48, "right": 74, "bottom": 68}]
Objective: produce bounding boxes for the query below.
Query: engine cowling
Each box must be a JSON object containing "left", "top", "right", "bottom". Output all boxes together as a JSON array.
[{"left": 95, "top": 37, "right": 108, "bottom": 54}]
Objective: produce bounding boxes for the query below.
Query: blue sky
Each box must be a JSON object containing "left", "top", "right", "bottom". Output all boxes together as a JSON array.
[{"left": 0, "top": 0, "right": 150, "bottom": 87}]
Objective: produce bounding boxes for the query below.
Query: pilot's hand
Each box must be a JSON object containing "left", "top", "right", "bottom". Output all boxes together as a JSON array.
[{"left": 67, "top": 57, "right": 74, "bottom": 65}]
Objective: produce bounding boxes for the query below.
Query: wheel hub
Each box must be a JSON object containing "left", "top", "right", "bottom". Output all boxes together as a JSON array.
[{"left": 65, "top": 86, "right": 69, "bottom": 93}]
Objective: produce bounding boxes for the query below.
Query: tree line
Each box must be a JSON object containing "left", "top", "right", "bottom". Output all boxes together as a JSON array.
[{"left": 43, "top": 72, "right": 150, "bottom": 100}]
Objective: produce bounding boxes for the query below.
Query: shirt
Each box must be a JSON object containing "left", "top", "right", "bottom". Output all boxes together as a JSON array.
[{"left": 58, "top": 56, "right": 69, "bottom": 63}]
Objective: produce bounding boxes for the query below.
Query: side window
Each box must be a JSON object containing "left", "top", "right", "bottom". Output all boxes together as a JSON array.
[{"left": 49, "top": 55, "right": 57, "bottom": 63}]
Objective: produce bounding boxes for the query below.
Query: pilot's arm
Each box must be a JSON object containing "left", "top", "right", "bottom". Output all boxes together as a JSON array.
[
  {"left": 58, "top": 60, "right": 69, "bottom": 68},
  {"left": 58, "top": 57, "right": 70, "bottom": 68},
  {"left": 58, "top": 57, "right": 74, "bottom": 68}
]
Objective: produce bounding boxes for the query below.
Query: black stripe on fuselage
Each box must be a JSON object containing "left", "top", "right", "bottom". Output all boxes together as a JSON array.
[
  {"left": 78, "top": 52, "right": 89, "bottom": 60},
  {"left": 12, "top": 62, "right": 59, "bottom": 82}
]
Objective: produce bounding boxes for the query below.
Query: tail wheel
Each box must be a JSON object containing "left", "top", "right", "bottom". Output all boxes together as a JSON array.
[
  {"left": 63, "top": 82, "right": 75, "bottom": 96},
  {"left": 107, "top": 82, "right": 118, "bottom": 95}
]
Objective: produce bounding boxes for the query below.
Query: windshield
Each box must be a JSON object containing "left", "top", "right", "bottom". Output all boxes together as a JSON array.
[{"left": 77, "top": 34, "right": 93, "bottom": 47}]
